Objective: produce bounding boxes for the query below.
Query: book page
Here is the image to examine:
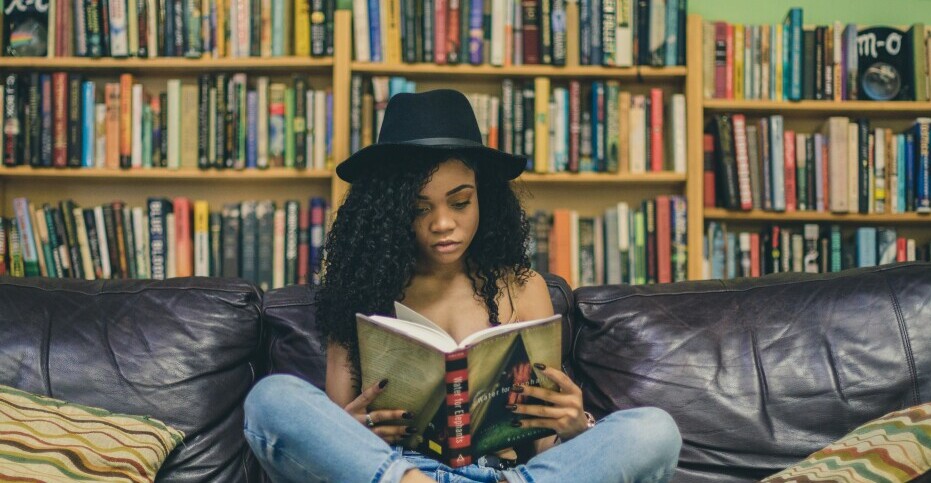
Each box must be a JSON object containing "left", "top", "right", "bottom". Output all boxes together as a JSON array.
[
  {"left": 364, "top": 314, "right": 458, "bottom": 353},
  {"left": 459, "top": 314, "right": 561, "bottom": 348},
  {"left": 357, "top": 315, "right": 447, "bottom": 434},
  {"left": 467, "top": 317, "right": 562, "bottom": 456}
]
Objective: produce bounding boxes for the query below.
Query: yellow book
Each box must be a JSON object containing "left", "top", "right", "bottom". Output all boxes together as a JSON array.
[
  {"left": 294, "top": 0, "right": 311, "bottom": 56},
  {"left": 775, "top": 23, "right": 783, "bottom": 102},
  {"left": 217, "top": 0, "right": 227, "bottom": 56},
  {"left": 194, "top": 201, "right": 210, "bottom": 276},
  {"left": 384, "top": 0, "right": 402, "bottom": 64},
  {"left": 734, "top": 24, "right": 744, "bottom": 100},
  {"left": 534, "top": 77, "right": 550, "bottom": 174}
]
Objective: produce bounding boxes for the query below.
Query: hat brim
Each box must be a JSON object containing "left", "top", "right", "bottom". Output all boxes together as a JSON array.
[{"left": 336, "top": 143, "right": 528, "bottom": 183}]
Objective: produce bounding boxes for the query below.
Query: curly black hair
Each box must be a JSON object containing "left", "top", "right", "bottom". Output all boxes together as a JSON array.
[{"left": 316, "top": 151, "right": 532, "bottom": 387}]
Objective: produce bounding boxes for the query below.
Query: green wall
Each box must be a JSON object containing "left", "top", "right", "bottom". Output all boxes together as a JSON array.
[{"left": 689, "top": 0, "right": 931, "bottom": 25}]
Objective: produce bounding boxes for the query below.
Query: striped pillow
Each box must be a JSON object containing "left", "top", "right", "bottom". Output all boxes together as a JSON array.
[
  {"left": 762, "top": 403, "right": 931, "bottom": 483},
  {"left": 0, "top": 384, "right": 184, "bottom": 482}
]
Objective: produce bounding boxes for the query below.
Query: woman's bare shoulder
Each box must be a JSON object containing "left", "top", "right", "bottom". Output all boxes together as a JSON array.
[{"left": 514, "top": 269, "right": 555, "bottom": 320}]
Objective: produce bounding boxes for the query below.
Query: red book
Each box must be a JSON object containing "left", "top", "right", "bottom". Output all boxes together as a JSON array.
[
  {"left": 119, "top": 74, "right": 133, "bottom": 168},
  {"left": 173, "top": 197, "right": 193, "bottom": 277},
  {"left": 714, "top": 22, "right": 728, "bottom": 99},
  {"left": 548, "top": 209, "right": 572, "bottom": 285},
  {"left": 725, "top": 23, "right": 734, "bottom": 99},
  {"left": 444, "top": 350, "right": 471, "bottom": 467},
  {"left": 520, "top": 0, "right": 540, "bottom": 64},
  {"left": 732, "top": 114, "right": 752, "bottom": 210},
  {"left": 649, "top": 88, "right": 664, "bottom": 171},
  {"left": 750, "top": 233, "right": 761, "bottom": 277},
  {"left": 297, "top": 206, "right": 310, "bottom": 285},
  {"left": 568, "top": 81, "right": 581, "bottom": 172},
  {"left": 655, "top": 195, "right": 671, "bottom": 283},
  {"left": 52, "top": 73, "right": 68, "bottom": 168},
  {"left": 446, "top": 0, "right": 461, "bottom": 63},
  {"left": 434, "top": 0, "right": 448, "bottom": 64},
  {"left": 703, "top": 134, "right": 716, "bottom": 207},
  {"left": 784, "top": 130, "right": 797, "bottom": 212},
  {"left": 896, "top": 237, "right": 907, "bottom": 262}
]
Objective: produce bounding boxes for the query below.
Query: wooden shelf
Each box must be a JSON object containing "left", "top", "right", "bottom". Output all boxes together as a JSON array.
[
  {"left": 352, "top": 62, "right": 687, "bottom": 79},
  {"left": 0, "top": 56, "right": 334, "bottom": 73},
  {"left": 704, "top": 208, "right": 931, "bottom": 224},
  {"left": 517, "top": 172, "right": 687, "bottom": 184},
  {"left": 0, "top": 166, "right": 332, "bottom": 180},
  {"left": 703, "top": 99, "right": 931, "bottom": 116}
]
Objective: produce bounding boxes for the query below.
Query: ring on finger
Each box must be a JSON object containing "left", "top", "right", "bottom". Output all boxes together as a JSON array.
[{"left": 365, "top": 413, "right": 375, "bottom": 427}]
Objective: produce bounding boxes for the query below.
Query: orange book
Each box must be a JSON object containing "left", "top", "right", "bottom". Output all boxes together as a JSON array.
[
  {"left": 105, "top": 83, "right": 121, "bottom": 169},
  {"left": 649, "top": 88, "right": 664, "bottom": 171},
  {"left": 119, "top": 74, "right": 133, "bottom": 168},
  {"left": 655, "top": 196, "right": 671, "bottom": 284},
  {"left": 750, "top": 233, "right": 761, "bottom": 277},
  {"left": 548, "top": 209, "right": 572, "bottom": 286},
  {"left": 173, "top": 197, "right": 193, "bottom": 277}
]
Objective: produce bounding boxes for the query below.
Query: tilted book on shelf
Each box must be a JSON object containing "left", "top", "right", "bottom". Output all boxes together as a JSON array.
[{"left": 357, "top": 302, "right": 561, "bottom": 468}]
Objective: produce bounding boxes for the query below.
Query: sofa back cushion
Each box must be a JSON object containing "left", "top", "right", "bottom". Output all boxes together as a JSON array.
[
  {"left": 572, "top": 263, "right": 931, "bottom": 483},
  {"left": 0, "top": 277, "right": 265, "bottom": 483},
  {"left": 263, "top": 272, "right": 575, "bottom": 388}
]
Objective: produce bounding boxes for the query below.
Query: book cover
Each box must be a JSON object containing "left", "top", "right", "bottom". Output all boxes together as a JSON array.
[
  {"left": 358, "top": 302, "right": 561, "bottom": 468},
  {"left": 3, "top": 0, "right": 49, "bottom": 56}
]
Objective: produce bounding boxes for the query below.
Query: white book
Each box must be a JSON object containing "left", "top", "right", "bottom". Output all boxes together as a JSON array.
[
  {"left": 131, "top": 84, "right": 143, "bottom": 168},
  {"left": 94, "top": 206, "right": 112, "bottom": 279},
  {"left": 165, "top": 213, "right": 177, "bottom": 279},
  {"left": 615, "top": 0, "right": 632, "bottom": 66},
  {"left": 629, "top": 95, "right": 645, "bottom": 173},
  {"left": 352, "top": 0, "right": 371, "bottom": 61},
  {"left": 132, "top": 207, "right": 148, "bottom": 279},
  {"left": 273, "top": 208, "right": 285, "bottom": 289},
  {"left": 907, "top": 239, "right": 916, "bottom": 261},
  {"left": 554, "top": 88, "right": 567, "bottom": 171},
  {"left": 109, "top": 0, "right": 130, "bottom": 57},
  {"left": 791, "top": 233, "right": 803, "bottom": 273},
  {"left": 257, "top": 77, "right": 269, "bottom": 169},
  {"left": 313, "top": 90, "right": 326, "bottom": 170},
  {"left": 73, "top": 208, "right": 95, "bottom": 281},
  {"left": 648, "top": 0, "right": 665, "bottom": 65},
  {"left": 671, "top": 93, "right": 686, "bottom": 173},
  {"left": 167, "top": 80, "right": 182, "bottom": 169},
  {"left": 306, "top": 90, "right": 314, "bottom": 169},
  {"left": 490, "top": 0, "right": 506, "bottom": 66}
]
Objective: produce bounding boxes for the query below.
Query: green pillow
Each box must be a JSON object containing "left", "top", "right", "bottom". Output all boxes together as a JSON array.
[
  {"left": 0, "top": 384, "right": 184, "bottom": 482},
  {"left": 763, "top": 403, "right": 931, "bottom": 483}
]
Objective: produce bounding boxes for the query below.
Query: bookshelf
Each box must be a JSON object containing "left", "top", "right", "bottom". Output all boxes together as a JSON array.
[{"left": 704, "top": 208, "right": 931, "bottom": 225}]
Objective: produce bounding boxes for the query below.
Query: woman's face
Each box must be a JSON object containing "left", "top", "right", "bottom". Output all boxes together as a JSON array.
[{"left": 412, "top": 159, "right": 480, "bottom": 271}]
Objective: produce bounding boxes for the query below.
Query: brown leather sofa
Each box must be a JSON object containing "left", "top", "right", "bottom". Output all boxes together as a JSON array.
[{"left": 1, "top": 263, "right": 929, "bottom": 482}]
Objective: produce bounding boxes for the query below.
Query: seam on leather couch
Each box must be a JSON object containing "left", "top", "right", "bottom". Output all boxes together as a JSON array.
[{"left": 884, "top": 274, "right": 921, "bottom": 405}]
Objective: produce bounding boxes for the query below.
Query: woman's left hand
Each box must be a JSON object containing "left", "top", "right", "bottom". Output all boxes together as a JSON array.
[{"left": 508, "top": 363, "right": 590, "bottom": 442}]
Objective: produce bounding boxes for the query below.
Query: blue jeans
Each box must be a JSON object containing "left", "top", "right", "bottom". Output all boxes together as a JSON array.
[{"left": 244, "top": 374, "right": 681, "bottom": 483}]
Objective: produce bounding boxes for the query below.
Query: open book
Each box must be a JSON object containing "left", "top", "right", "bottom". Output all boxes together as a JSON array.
[{"left": 357, "top": 302, "right": 562, "bottom": 468}]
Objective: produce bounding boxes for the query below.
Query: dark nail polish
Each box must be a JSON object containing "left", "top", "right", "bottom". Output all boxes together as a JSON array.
[
  {"left": 511, "top": 385, "right": 524, "bottom": 393},
  {"left": 379, "top": 379, "right": 389, "bottom": 388},
  {"left": 402, "top": 412, "right": 414, "bottom": 420},
  {"left": 405, "top": 426, "right": 418, "bottom": 434},
  {"left": 510, "top": 419, "right": 522, "bottom": 428},
  {"left": 533, "top": 363, "right": 546, "bottom": 370},
  {"left": 505, "top": 404, "right": 517, "bottom": 411}
]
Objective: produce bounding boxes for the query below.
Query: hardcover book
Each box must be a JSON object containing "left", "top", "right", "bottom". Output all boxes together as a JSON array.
[{"left": 358, "top": 302, "right": 561, "bottom": 468}]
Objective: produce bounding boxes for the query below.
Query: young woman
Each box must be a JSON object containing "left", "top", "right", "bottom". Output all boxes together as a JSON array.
[{"left": 244, "top": 89, "right": 682, "bottom": 483}]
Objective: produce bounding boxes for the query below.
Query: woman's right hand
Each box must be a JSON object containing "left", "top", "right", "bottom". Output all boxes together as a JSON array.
[{"left": 344, "top": 379, "right": 416, "bottom": 444}]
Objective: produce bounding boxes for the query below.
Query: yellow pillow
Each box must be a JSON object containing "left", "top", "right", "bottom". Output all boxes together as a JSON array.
[
  {"left": 762, "top": 402, "right": 931, "bottom": 483},
  {"left": 0, "top": 384, "right": 184, "bottom": 482}
]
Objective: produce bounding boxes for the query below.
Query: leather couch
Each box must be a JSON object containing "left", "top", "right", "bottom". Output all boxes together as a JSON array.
[{"left": 1, "top": 263, "right": 929, "bottom": 482}]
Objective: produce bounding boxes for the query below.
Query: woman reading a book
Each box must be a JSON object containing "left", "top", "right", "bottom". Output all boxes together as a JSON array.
[{"left": 244, "top": 89, "right": 682, "bottom": 483}]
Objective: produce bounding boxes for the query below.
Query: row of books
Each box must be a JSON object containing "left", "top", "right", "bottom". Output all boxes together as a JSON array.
[
  {"left": 0, "top": 197, "right": 330, "bottom": 289},
  {"left": 527, "top": 196, "right": 687, "bottom": 288},
  {"left": 353, "top": 0, "right": 687, "bottom": 67},
  {"left": 704, "top": 222, "right": 931, "bottom": 280},
  {"left": 1, "top": 73, "right": 334, "bottom": 171},
  {"left": 703, "top": 8, "right": 931, "bottom": 101},
  {"left": 351, "top": 75, "right": 686, "bottom": 174},
  {"left": 2, "top": 0, "right": 335, "bottom": 58},
  {"left": 706, "top": 114, "right": 931, "bottom": 214}
]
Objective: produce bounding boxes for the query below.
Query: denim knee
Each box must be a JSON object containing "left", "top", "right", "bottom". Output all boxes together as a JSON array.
[
  {"left": 608, "top": 407, "right": 682, "bottom": 467},
  {"left": 244, "top": 374, "right": 324, "bottom": 432}
]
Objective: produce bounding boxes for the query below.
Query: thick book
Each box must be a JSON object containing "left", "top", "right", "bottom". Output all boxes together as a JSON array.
[{"left": 358, "top": 302, "right": 561, "bottom": 468}]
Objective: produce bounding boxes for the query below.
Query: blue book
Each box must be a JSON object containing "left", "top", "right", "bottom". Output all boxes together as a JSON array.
[
  {"left": 591, "top": 82, "right": 604, "bottom": 171},
  {"left": 664, "top": 0, "right": 678, "bottom": 66},
  {"left": 917, "top": 119, "right": 931, "bottom": 212},
  {"left": 389, "top": 76, "right": 407, "bottom": 98},
  {"left": 906, "top": 132, "right": 916, "bottom": 211},
  {"left": 468, "top": 0, "right": 483, "bottom": 64},
  {"left": 368, "top": 0, "right": 382, "bottom": 62},
  {"left": 579, "top": 0, "right": 591, "bottom": 64},
  {"left": 898, "top": 134, "right": 907, "bottom": 213},
  {"left": 725, "top": 232, "right": 737, "bottom": 279},
  {"left": 856, "top": 227, "right": 877, "bottom": 267},
  {"left": 770, "top": 115, "right": 786, "bottom": 211},
  {"left": 590, "top": 0, "right": 602, "bottom": 65},
  {"left": 783, "top": 8, "right": 802, "bottom": 101},
  {"left": 247, "top": 91, "right": 258, "bottom": 169},
  {"left": 326, "top": 91, "right": 333, "bottom": 163},
  {"left": 82, "top": 81, "right": 95, "bottom": 168},
  {"left": 272, "top": 0, "right": 286, "bottom": 56}
]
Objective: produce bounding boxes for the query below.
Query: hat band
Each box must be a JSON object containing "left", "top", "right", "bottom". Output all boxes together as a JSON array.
[{"left": 395, "top": 137, "right": 485, "bottom": 147}]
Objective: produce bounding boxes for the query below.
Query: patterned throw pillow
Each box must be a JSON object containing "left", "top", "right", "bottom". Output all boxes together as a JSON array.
[
  {"left": 762, "top": 403, "right": 931, "bottom": 483},
  {"left": 0, "top": 384, "right": 184, "bottom": 482}
]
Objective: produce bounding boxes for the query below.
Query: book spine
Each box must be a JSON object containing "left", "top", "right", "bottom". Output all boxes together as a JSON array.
[
  {"left": 198, "top": 75, "right": 210, "bottom": 169},
  {"left": 294, "top": 78, "right": 307, "bottom": 169},
  {"left": 67, "top": 76, "right": 83, "bottom": 167},
  {"left": 40, "top": 75, "right": 53, "bottom": 167},
  {"left": 297, "top": 205, "right": 310, "bottom": 284},
  {"left": 240, "top": 200, "right": 258, "bottom": 283},
  {"left": 52, "top": 73, "right": 68, "bottom": 168},
  {"left": 59, "top": 200, "right": 85, "bottom": 279},
  {"left": 309, "top": 197, "right": 325, "bottom": 284},
  {"left": 444, "top": 349, "right": 471, "bottom": 468},
  {"left": 284, "top": 200, "right": 299, "bottom": 285},
  {"left": 109, "top": 0, "right": 130, "bottom": 56},
  {"left": 3, "top": 75, "right": 19, "bottom": 167},
  {"left": 369, "top": 0, "right": 383, "bottom": 62},
  {"left": 147, "top": 198, "right": 166, "bottom": 279},
  {"left": 82, "top": 209, "right": 104, "bottom": 279}
]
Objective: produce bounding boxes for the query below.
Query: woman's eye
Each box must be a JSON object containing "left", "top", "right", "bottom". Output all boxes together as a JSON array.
[
  {"left": 414, "top": 206, "right": 430, "bottom": 216},
  {"left": 452, "top": 201, "right": 471, "bottom": 210}
]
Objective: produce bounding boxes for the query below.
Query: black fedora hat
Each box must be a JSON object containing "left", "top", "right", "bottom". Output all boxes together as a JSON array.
[{"left": 336, "top": 89, "right": 527, "bottom": 182}]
